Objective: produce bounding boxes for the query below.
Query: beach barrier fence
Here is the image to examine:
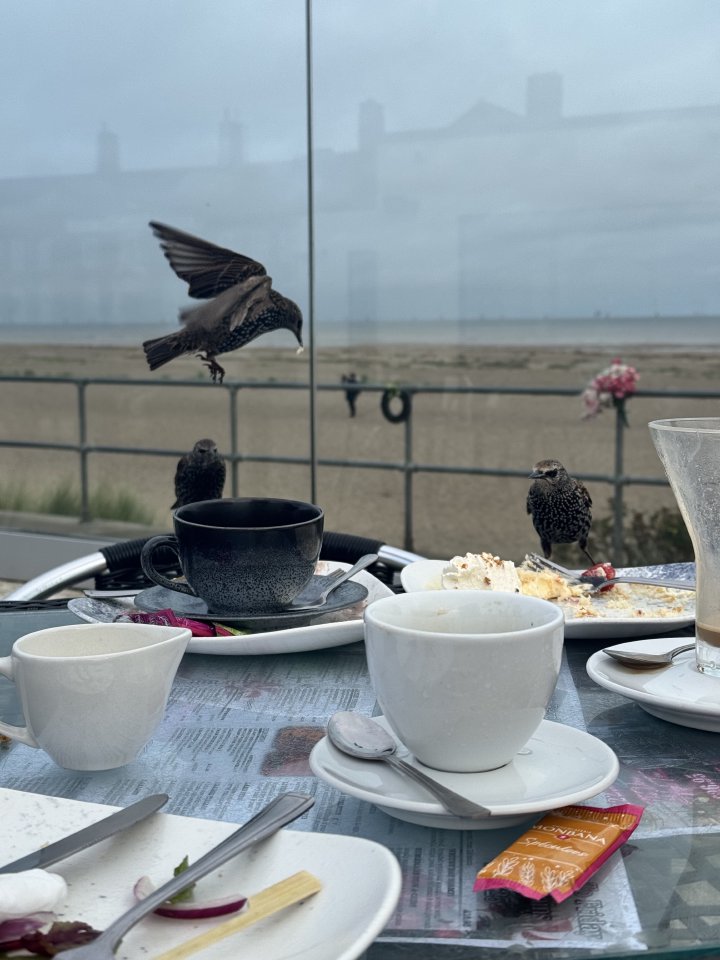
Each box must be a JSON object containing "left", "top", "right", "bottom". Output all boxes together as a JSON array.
[{"left": 0, "top": 374, "right": 716, "bottom": 559}]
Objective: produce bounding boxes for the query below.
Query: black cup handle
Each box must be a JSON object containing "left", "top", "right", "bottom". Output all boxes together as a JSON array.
[{"left": 140, "top": 536, "right": 196, "bottom": 597}]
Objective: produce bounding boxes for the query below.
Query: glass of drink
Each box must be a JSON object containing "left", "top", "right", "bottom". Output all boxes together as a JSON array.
[{"left": 650, "top": 418, "right": 720, "bottom": 677}]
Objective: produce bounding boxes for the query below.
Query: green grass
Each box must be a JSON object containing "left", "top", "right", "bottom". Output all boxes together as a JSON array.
[{"left": 0, "top": 477, "right": 154, "bottom": 524}]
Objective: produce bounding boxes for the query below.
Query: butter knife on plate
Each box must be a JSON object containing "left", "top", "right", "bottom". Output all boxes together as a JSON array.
[{"left": 0, "top": 793, "right": 168, "bottom": 874}]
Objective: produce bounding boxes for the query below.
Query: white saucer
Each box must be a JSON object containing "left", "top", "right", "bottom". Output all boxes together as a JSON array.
[
  {"left": 309, "top": 715, "right": 618, "bottom": 830},
  {"left": 587, "top": 641, "right": 720, "bottom": 732}
]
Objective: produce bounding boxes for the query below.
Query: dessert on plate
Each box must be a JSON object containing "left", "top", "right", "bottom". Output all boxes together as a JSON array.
[{"left": 440, "top": 552, "right": 693, "bottom": 620}]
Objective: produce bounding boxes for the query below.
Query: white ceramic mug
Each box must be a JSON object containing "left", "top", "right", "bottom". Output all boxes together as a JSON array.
[
  {"left": 363, "top": 590, "right": 564, "bottom": 772},
  {"left": 0, "top": 622, "right": 190, "bottom": 770}
]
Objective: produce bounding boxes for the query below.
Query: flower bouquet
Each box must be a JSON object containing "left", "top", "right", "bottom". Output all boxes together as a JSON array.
[{"left": 582, "top": 358, "right": 639, "bottom": 426}]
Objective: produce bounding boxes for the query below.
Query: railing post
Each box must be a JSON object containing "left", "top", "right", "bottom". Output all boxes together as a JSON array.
[
  {"left": 612, "top": 403, "right": 626, "bottom": 563},
  {"left": 77, "top": 381, "right": 90, "bottom": 522},
  {"left": 404, "top": 392, "right": 414, "bottom": 552},
  {"left": 228, "top": 384, "right": 239, "bottom": 497}
]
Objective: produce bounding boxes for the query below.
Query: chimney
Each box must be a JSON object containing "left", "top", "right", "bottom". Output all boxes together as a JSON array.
[
  {"left": 525, "top": 72, "right": 563, "bottom": 124},
  {"left": 96, "top": 124, "right": 120, "bottom": 175},
  {"left": 358, "top": 99, "right": 385, "bottom": 150},
  {"left": 219, "top": 109, "right": 244, "bottom": 167}
]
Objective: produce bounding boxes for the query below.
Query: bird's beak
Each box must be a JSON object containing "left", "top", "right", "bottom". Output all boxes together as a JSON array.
[{"left": 529, "top": 470, "right": 543, "bottom": 479}]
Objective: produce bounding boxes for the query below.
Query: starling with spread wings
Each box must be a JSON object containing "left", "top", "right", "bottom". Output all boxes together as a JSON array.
[{"left": 143, "top": 221, "right": 303, "bottom": 383}]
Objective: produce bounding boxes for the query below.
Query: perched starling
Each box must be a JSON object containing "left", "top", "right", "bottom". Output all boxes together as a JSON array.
[
  {"left": 526, "top": 459, "right": 594, "bottom": 563},
  {"left": 143, "top": 222, "right": 303, "bottom": 383},
  {"left": 172, "top": 438, "right": 226, "bottom": 509}
]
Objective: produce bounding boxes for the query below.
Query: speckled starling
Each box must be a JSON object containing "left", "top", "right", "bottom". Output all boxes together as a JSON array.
[
  {"left": 172, "top": 438, "right": 226, "bottom": 509},
  {"left": 526, "top": 459, "right": 594, "bottom": 563},
  {"left": 143, "top": 222, "right": 303, "bottom": 383}
]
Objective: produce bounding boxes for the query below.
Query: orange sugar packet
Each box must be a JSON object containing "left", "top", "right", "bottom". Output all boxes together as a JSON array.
[{"left": 474, "top": 803, "right": 643, "bottom": 903}]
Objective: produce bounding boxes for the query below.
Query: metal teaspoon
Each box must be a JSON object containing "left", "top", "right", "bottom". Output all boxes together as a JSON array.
[
  {"left": 290, "top": 554, "right": 378, "bottom": 609},
  {"left": 327, "top": 712, "right": 492, "bottom": 818},
  {"left": 602, "top": 641, "right": 696, "bottom": 667}
]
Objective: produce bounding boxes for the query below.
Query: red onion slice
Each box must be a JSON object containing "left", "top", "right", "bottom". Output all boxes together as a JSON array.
[{"left": 133, "top": 876, "right": 248, "bottom": 919}]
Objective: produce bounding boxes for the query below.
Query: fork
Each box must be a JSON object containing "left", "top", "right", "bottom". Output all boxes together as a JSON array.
[
  {"left": 56, "top": 791, "right": 314, "bottom": 960},
  {"left": 526, "top": 553, "right": 696, "bottom": 593}
]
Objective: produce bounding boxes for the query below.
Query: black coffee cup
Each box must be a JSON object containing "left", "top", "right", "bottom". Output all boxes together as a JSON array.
[{"left": 140, "top": 497, "right": 324, "bottom": 614}]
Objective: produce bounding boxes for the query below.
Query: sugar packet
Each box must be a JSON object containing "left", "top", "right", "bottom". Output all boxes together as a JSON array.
[{"left": 473, "top": 803, "right": 643, "bottom": 903}]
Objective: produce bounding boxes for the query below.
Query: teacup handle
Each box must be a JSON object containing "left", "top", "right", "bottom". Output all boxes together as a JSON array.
[
  {"left": 0, "top": 656, "right": 40, "bottom": 748},
  {"left": 140, "top": 535, "right": 197, "bottom": 597}
]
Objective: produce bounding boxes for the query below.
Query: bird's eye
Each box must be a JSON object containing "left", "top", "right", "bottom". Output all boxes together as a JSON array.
[{"left": 546, "top": 469, "right": 558, "bottom": 478}]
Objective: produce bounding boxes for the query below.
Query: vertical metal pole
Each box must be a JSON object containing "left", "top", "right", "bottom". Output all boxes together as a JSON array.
[
  {"left": 612, "top": 403, "right": 625, "bottom": 563},
  {"left": 404, "top": 394, "right": 414, "bottom": 551},
  {"left": 305, "top": 0, "right": 318, "bottom": 503},
  {"left": 77, "top": 381, "right": 90, "bottom": 522},
  {"left": 229, "top": 385, "right": 239, "bottom": 496}
]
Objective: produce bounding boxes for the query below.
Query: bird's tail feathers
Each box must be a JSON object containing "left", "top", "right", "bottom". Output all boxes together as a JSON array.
[{"left": 142, "top": 333, "right": 188, "bottom": 370}]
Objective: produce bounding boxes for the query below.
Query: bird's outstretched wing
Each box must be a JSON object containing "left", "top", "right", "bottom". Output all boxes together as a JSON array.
[
  {"left": 149, "top": 221, "right": 267, "bottom": 299},
  {"left": 178, "top": 275, "right": 273, "bottom": 332}
]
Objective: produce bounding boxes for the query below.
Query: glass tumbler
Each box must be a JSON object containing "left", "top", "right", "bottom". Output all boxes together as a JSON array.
[{"left": 649, "top": 418, "right": 720, "bottom": 677}]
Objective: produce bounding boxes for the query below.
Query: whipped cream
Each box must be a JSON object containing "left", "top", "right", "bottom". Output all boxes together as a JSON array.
[
  {"left": 441, "top": 552, "right": 521, "bottom": 593},
  {"left": 0, "top": 868, "right": 67, "bottom": 920}
]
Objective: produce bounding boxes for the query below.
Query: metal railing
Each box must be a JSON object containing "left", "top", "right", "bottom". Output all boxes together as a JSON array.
[{"left": 1, "top": 373, "right": 718, "bottom": 556}]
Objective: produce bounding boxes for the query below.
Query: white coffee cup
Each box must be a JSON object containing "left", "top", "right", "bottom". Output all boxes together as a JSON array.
[
  {"left": 363, "top": 590, "right": 564, "bottom": 772},
  {"left": 0, "top": 622, "right": 190, "bottom": 770}
]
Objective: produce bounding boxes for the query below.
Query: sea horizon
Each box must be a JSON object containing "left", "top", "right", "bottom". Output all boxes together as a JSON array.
[{"left": 0, "top": 313, "right": 718, "bottom": 350}]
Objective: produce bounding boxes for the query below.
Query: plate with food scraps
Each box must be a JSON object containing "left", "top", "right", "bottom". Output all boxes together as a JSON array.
[
  {"left": 400, "top": 557, "right": 695, "bottom": 640},
  {"left": 68, "top": 561, "right": 393, "bottom": 655},
  {"left": 0, "top": 787, "right": 401, "bottom": 960}
]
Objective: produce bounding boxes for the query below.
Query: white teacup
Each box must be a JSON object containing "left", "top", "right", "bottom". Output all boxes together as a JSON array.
[
  {"left": 0, "top": 622, "right": 190, "bottom": 770},
  {"left": 363, "top": 590, "right": 564, "bottom": 773}
]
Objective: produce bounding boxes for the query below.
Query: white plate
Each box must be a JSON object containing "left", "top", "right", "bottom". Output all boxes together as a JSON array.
[
  {"left": 309, "top": 715, "right": 618, "bottom": 830},
  {"left": 69, "top": 564, "right": 393, "bottom": 655},
  {"left": 587, "top": 640, "right": 720, "bottom": 732},
  {"left": 0, "top": 788, "right": 401, "bottom": 960},
  {"left": 400, "top": 559, "right": 695, "bottom": 640}
]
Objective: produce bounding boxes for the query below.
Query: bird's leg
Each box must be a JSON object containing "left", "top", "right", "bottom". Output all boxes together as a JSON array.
[
  {"left": 581, "top": 546, "right": 596, "bottom": 565},
  {"left": 196, "top": 353, "right": 226, "bottom": 384},
  {"left": 541, "top": 541, "right": 553, "bottom": 559}
]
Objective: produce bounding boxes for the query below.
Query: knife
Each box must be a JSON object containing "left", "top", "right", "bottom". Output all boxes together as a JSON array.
[{"left": 0, "top": 793, "right": 169, "bottom": 874}]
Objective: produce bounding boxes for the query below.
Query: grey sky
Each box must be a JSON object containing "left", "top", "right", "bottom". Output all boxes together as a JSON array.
[{"left": 2, "top": 1, "right": 720, "bottom": 177}]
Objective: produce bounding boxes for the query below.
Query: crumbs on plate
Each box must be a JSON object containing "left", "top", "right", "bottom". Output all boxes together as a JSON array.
[{"left": 441, "top": 553, "right": 694, "bottom": 621}]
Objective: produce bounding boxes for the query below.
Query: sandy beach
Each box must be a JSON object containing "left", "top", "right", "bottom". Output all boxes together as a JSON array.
[{"left": 0, "top": 339, "right": 718, "bottom": 564}]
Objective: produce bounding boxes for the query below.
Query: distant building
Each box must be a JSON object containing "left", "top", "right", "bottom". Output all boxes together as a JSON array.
[{"left": 0, "top": 73, "right": 718, "bottom": 335}]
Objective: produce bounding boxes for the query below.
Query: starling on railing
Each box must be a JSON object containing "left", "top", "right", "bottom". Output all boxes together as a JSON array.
[
  {"left": 172, "top": 438, "right": 226, "bottom": 509},
  {"left": 143, "top": 222, "right": 303, "bottom": 383},
  {"left": 526, "top": 459, "right": 594, "bottom": 563}
]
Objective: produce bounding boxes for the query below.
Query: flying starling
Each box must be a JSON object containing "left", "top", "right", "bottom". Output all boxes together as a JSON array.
[
  {"left": 143, "top": 221, "right": 304, "bottom": 383},
  {"left": 172, "top": 438, "right": 227, "bottom": 509},
  {"left": 526, "top": 458, "right": 594, "bottom": 563}
]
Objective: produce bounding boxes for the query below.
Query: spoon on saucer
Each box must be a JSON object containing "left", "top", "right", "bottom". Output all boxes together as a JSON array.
[
  {"left": 327, "top": 712, "right": 491, "bottom": 818},
  {"left": 290, "top": 554, "right": 378, "bottom": 610},
  {"left": 602, "top": 641, "right": 695, "bottom": 668}
]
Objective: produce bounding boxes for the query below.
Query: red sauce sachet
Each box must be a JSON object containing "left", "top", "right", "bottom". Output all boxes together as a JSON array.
[{"left": 473, "top": 803, "right": 643, "bottom": 903}]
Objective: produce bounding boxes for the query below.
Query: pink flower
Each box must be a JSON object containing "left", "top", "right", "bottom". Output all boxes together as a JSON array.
[{"left": 582, "top": 359, "right": 639, "bottom": 421}]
